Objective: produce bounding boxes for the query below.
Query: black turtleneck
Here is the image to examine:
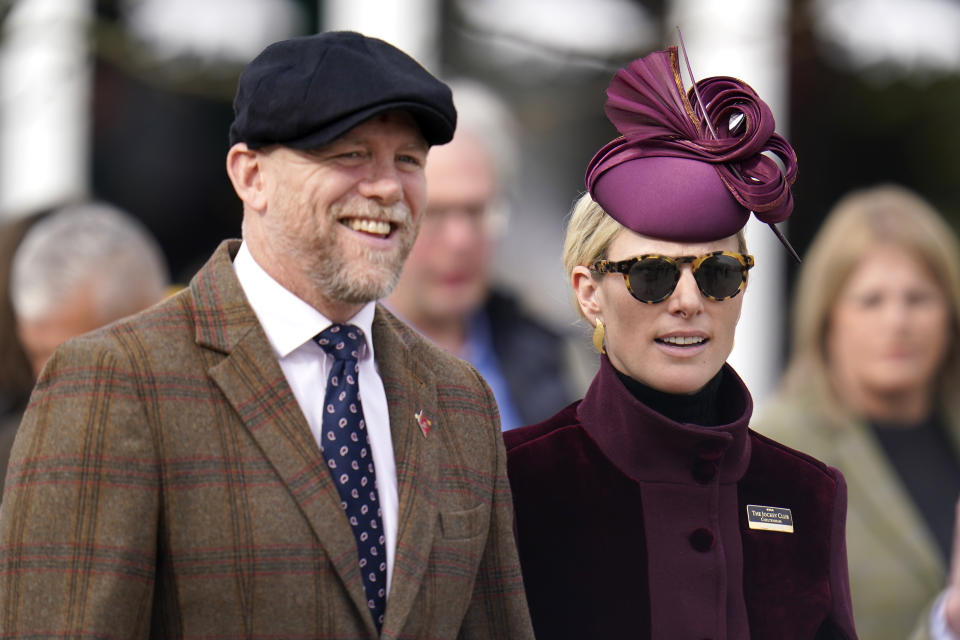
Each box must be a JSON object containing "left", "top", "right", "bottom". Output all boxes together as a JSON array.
[
  {"left": 870, "top": 414, "right": 960, "bottom": 561},
  {"left": 614, "top": 367, "right": 725, "bottom": 426}
]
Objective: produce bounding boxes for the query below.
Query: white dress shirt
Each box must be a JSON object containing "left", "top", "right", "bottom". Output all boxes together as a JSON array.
[{"left": 232, "top": 242, "right": 398, "bottom": 594}]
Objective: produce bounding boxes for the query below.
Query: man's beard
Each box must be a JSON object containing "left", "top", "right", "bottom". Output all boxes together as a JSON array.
[{"left": 312, "top": 197, "right": 418, "bottom": 304}]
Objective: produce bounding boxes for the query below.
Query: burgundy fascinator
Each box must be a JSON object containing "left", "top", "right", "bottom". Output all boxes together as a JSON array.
[{"left": 584, "top": 45, "right": 799, "bottom": 257}]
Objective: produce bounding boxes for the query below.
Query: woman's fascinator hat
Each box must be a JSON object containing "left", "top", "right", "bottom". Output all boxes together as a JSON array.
[{"left": 584, "top": 37, "right": 800, "bottom": 259}]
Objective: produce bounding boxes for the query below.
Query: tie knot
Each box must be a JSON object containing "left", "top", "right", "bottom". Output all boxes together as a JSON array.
[{"left": 314, "top": 324, "right": 365, "bottom": 361}]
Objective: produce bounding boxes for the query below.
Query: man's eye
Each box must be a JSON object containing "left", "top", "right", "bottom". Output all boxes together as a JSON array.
[{"left": 398, "top": 154, "right": 424, "bottom": 167}]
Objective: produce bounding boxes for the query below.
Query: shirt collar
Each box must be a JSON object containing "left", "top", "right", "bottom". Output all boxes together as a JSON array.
[{"left": 232, "top": 241, "right": 376, "bottom": 360}]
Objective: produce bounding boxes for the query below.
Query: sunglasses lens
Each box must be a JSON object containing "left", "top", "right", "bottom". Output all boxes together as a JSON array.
[
  {"left": 627, "top": 258, "right": 680, "bottom": 302},
  {"left": 695, "top": 254, "right": 746, "bottom": 299}
]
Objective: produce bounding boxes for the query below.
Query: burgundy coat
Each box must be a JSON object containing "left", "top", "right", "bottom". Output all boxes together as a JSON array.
[{"left": 504, "top": 357, "right": 857, "bottom": 639}]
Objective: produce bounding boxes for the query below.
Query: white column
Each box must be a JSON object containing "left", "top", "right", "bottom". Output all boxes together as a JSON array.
[
  {"left": 0, "top": 0, "right": 93, "bottom": 219},
  {"left": 322, "top": 0, "right": 442, "bottom": 72},
  {"left": 667, "top": 0, "right": 791, "bottom": 411}
]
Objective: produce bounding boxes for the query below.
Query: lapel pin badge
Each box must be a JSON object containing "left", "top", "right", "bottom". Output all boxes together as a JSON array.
[
  {"left": 415, "top": 410, "right": 432, "bottom": 438},
  {"left": 746, "top": 504, "right": 794, "bottom": 533}
]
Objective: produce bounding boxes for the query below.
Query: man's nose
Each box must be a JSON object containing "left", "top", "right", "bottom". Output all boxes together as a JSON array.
[{"left": 357, "top": 160, "right": 403, "bottom": 204}]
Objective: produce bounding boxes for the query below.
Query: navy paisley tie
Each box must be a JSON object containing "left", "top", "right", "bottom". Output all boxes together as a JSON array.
[{"left": 314, "top": 323, "right": 387, "bottom": 630}]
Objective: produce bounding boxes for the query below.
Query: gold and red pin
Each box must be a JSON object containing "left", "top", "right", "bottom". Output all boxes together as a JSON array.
[{"left": 414, "top": 410, "right": 432, "bottom": 438}]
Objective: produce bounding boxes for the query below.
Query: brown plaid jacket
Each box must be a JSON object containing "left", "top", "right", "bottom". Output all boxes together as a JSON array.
[{"left": 0, "top": 240, "right": 534, "bottom": 639}]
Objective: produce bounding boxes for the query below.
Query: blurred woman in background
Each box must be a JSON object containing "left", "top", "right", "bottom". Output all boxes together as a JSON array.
[{"left": 756, "top": 184, "right": 960, "bottom": 640}]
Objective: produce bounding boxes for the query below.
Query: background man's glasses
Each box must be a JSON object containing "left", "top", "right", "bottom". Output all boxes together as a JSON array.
[{"left": 419, "top": 202, "right": 507, "bottom": 238}]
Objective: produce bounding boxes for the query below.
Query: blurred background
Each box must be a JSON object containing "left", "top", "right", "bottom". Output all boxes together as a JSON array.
[{"left": 1, "top": 0, "right": 959, "bottom": 410}]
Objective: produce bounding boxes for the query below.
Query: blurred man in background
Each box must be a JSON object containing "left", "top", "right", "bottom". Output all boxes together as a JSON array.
[
  {"left": 386, "top": 80, "right": 584, "bottom": 430},
  {"left": 1, "top": 201, "right": 168, "bottom": 492},
  {"left": 10, "top": 201, "right": 169, "bottom": 378}
]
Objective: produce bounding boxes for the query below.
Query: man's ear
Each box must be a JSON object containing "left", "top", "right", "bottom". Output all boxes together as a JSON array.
[
  {"left": 226, "top": 143, "right": 267, "bottom": 212},
  {"left": 572, "top": 265, "right": 602, "bottom": 326}
]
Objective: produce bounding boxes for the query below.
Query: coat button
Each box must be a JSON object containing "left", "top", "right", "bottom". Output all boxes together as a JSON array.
[{"left": 690, "top": 528, "right": 715, "bottom": 552}]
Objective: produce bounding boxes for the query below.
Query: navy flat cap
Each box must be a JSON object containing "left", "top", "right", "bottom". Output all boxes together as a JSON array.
[{"left": 229, "top": 31, "right": 457, "bottom": 149}]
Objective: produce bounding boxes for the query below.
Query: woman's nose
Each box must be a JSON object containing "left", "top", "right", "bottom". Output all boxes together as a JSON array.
[{"left": 666, "top": 268, "right": 704, "bottom": 317}]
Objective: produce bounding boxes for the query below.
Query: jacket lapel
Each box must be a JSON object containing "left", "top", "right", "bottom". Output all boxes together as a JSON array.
[
  {"left": 371, "top": 306, "right": 441, "bottom": 632},
  {"left": 192, "top": 240, "right": 378, "bottom": 638},
  {"left": 829, "top": 417, "right": 943, "bottom": 587}
]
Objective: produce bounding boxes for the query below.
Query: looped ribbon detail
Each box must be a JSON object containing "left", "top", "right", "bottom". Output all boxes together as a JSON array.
[{"left": 586, "top": 47, "right": 798, "bottom": 226}]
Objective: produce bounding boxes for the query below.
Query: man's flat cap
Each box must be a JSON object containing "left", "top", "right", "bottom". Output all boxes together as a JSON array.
[{"left": 229, "top": 31, "right": 456, "bottom": 149}]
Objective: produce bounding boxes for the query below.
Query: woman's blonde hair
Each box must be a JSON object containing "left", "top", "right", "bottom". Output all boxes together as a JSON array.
[
  {"left": 561, "top": 193, "right": 624, "bottom": 316},
  {"left": 561, "top": 191, "right": 747, "bottom": 319},
  {"left": 782, "top": 184, "right": 960, "bottom": 421}
]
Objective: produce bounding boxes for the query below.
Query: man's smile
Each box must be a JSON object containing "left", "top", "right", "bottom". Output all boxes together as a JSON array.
[{"left": 341, "top": 217, "right": 394, "bottom": 238}]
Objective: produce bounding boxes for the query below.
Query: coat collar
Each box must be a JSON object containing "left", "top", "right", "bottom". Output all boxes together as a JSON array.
[{"left": 577, "top": 356, "right": 753, "bottom": 484}]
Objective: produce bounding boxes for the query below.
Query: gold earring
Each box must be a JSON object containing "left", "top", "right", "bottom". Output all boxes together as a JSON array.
[{"left": 592, "top": 319, "right": 606, "bottom": 355}]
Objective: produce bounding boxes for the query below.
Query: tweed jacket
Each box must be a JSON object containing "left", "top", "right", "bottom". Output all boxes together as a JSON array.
[
  {"left": 0, "top": 240, "right": 534, "bottom": 639},
  {"left": 755, "top": 394, "right": 958, "bottom": 640}
]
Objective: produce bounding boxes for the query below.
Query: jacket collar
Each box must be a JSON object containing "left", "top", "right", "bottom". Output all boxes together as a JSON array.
[
  {"left": 577, "top": 355, "right": 753, "bottom": 484},
  {"left": 189, "top": 239, "right": 260, "bottom": 353}
]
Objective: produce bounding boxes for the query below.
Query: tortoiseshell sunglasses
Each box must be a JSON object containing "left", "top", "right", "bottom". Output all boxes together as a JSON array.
[{"left": 591, "top": 251, "right": 755, "bottom": 304}]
